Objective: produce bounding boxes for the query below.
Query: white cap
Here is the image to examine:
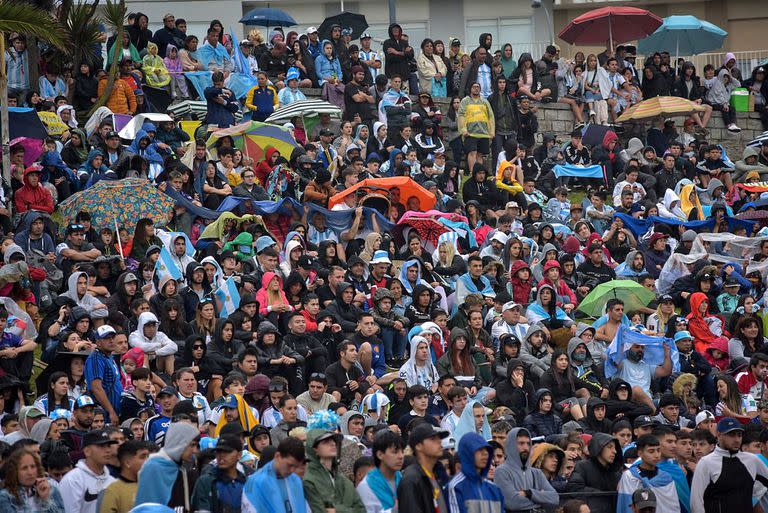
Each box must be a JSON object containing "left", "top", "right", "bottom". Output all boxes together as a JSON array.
[
  {"left": 695, "top": 410, "right": 715, "bottom": 426},
  {"left": 370, "top": 250, "right": 392, "bottom": 265},
  {"left": 503, "top": 301, "right": 522, "bottom": 312},
  {"left": 96, "top": 325, "right": 117, "bottom": 339},
  {"left": 491, "top": 232, "right": 509, "bottom": 245},
  {"left": 307, "top": 26, "right": 318, "bottom": 34}
]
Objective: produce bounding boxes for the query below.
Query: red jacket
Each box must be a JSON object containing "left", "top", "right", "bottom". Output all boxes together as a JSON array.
[
  {"left": 686, "top": 292, "right": 721, "bottom": 354},
  {"left": 14, "top": 167, "right": 54, "bottom": 214}
]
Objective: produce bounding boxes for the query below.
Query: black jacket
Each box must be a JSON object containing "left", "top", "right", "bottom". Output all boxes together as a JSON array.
[
  {"left": 382, "top": 24, "right": 412, "bottom": 79},
  {"left": 397, "top": 461, "right": 450, "bottom": 513},
  {"left": 494, "top": 358, "right": 535, "bottom": 423},
  {"left": 202, "top": 319, "right": 245, "bottom": 376},
  {"left": 604, "top": 378, "right": 653, "bottom": 422},
  {"left": 566, "top": 433, "right": 623, "bottom": 513},
  {"left": 654, "top": 167, "right": 684, "bottom": 198}
]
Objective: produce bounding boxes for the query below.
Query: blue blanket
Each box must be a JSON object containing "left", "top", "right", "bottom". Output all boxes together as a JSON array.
[
  {"left": 614, "top": 212, "right": 756, "bottom": 239},
  {"left": 553, "top": 164, "right": 604, "bottom": 179}
]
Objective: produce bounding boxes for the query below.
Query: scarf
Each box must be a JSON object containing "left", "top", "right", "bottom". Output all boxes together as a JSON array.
[
  {"left": 366, "top": 467, "right": 401, "bottom": 510},
  {"left": 214, "top": 393, "right": 259, "bottom": 451}
]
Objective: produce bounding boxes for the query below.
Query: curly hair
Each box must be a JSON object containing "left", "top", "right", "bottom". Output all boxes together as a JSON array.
[{"left": 3, "top": 449, "right": 44, "bottom": 500}]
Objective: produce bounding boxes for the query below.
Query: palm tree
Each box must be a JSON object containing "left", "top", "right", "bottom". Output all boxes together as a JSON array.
[
  {"left": 0, "top": 0, "right": 65, "bottom": 189},
  {"left": 88, "top": 0, "right": 126, "bottom": 117}
]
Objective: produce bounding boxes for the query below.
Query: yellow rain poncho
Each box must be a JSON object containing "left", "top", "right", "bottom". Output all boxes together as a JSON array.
[{"left": 142, "top": 42, "right": 171, "bottom": 88}]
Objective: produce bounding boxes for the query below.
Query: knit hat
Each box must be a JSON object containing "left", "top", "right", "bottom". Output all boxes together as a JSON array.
[{"left": 316, "top": 168, "right": 331, "bottom": 184}]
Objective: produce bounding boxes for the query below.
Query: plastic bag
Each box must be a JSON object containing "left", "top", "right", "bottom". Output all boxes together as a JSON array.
[{"left": 431, "top": 77, "right": 447, "bottom": 97}]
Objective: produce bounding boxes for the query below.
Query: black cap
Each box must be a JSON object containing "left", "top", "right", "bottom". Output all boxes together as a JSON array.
[
  {"left": 172, "top": 400, "right": 200, "bottom": 417},
  {"left": 157, "top": 386, "right": 177, "bottom": 398},
  {"left": 633, "top": 415, "right": 655, "bottom": 428},
  {"left": 219, "top": 250, "right": 236, "bottom": 262},
  {"left": 106, "top": 131, "right": 120, "bottom": 139},
  {"left": 83, "top": 428, "right": 119, "bottom": 447},
  {"left": 297, "top": 255, "right": 315, "bottom": 269},
  {"left": 319, "top": 128, "right": 334, "bottom": 137},
  {"left": 724, "top": 277, "right": 740, "bottom": 288},
  {"left": 215, "top": 435, "right": 243, "bottom": 453},
  {"left": 409, "top": 424, "right": 449, "bottom": 447},
  {"left": 660, "top": 294, "right": 674, "bottom": 303},
  {"left": 220, "top": 421, "right": 249, "bottom": 436},
  {"left": 570, "top": 129, "right": 583, "bottom": 138},
  {"left": 250, "top": 425, "right": 271, "bottom": 440}
]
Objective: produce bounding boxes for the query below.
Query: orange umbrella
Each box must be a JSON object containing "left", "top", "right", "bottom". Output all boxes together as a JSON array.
[{"left": 328, "top": 177, "right": 436, "bottom": 211}]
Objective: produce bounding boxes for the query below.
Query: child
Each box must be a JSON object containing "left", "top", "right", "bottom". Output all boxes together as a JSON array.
[
  {"left": 404, "top": 148, "right": 420, "bottom": 177},
  {"left": 697, "top": 144, "right": 734, "bottom": 194},
  {"left": 164, "top": 44, "right": 190, "bottom": 99},
  {"left": 717, "top": 278, "right": 742, "bottom": 313},
  {"left": 0, "top": 308, "right": 37, "bottom": 383},
  {"left": 546, "top": 186, "right": 571, "bottom": 222},
  {"left": 371, "top": 288, "right": 410, "bottom": 364},
  {"left": 120, "top": 347, "right": 145, "bottom": 392},
  {"left": 142, "top": 42, "right": 171, "bottom": 88},
  {"left": 612, "top": 167, "right": 646, "bottom": 206},
  {"left": 704, "top": 336, "right": 730, "bottom": 371},
  {"left": 585, "top": 190, "right": 614, "bottom": 234}
]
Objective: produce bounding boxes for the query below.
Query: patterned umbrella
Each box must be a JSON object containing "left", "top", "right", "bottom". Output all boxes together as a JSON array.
[
  {"left": 616, "top": 96, "right": 705, "bottom": 123},
  {"left": 205, "top": 121, "right": 299, "bottom": 162},
  {"left": 395, "top": 217, "right": 449, "bottom": 249},
  {"left": 56, "top": 178, "right": 174, "bottom": 234}
]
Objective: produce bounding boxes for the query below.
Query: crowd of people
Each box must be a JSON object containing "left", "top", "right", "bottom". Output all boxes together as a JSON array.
[{"left": 4, "top": 8, "right": 768, "bottom": 513}]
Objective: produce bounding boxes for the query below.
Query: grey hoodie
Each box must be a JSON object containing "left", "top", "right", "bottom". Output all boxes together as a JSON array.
[
  {"left": 532, "top": 243, "right": 558, "bottom": 283},
  {"left": 734, "top": 146, "right": 768, "bottom": 181},
  {"left": 162, "top": 421, "right": 200, "bottom": 462},
  {"left": 494, "top": 427, "right": 559, "bottom": 512},
  {"left": 699, "top": 177, "right": 724, "bottom": 205},
  {"left": 62, "top": 271, "right": 108, "bottom": 319},
  {"left": 705, "top": 68, "right": 740, "bottom": 105},
  {"left": 519, "top": 323, "right": 550, "bottom": 378}
]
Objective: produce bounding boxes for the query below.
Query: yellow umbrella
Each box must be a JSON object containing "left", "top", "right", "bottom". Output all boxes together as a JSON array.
[{"left": 616, "top": 96, "right": 705, "bottom": 123}]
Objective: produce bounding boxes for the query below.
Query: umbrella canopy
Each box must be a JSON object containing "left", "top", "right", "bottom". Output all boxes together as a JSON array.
[
  {"left": 329, "top": 177, "right": 436, "bottom": 211},
  {"left": 558, "top": 6, "right": 662, "bottom": 48},
  {"left": 637, "top": 15, "right": 727, "bottom": 57},
  {"left": 57, "top": 178, "right": 175, "bottom": 234},
  {"left": 318, "top": 12, "right": 368, "bottom": 40},
  {"left": 394, "top": 217, "right": 449, "bottom": 249},
  {"left": 205, "top": 121, "right": 299, "bottom": 162},
  {"left": 5, "top": 137, "right": 44, "bottom": 166},
  {"left": 3, "top": 107, "right": 49, "bottom": 140},
  {"left": 747, "top": 131, "right": 768, "bottom": 147},
  {"left": 616, "top": 96, "right": 705, "bottom": 123},
  {"left": 265, "top": 99, "right": 343, "bottom": 124},
  {"left": 240, "top": 7, "right": 296, "bottom": 27},
  {"left": 578, "top": 280, "right": 656, "bottom": 318}
]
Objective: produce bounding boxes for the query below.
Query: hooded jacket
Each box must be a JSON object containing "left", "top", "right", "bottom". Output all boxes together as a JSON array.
[
  {"left": 567, "top": 336, "right": 605, "bottom": 395},
  {"left": 566, "top": 433, "right": 624, "bottom": 513},
  {"left": 371, "top": 287, "right": 410, "bottom": 329},
  {"left": 494, "top": 357, "right": 535, "bottom": 423},
  {"left": 604, "top": 378, "right": 652, "bottom": 421},
  {"left": 578, "top": 397, "right": 612, "bottom": 434},
  {"left": 705, "top": 68, "right": 740, "bottom": 105},
  {"left": 253, "top": 320, "right": 303, "bottom": 375},
  {"left": 202, "top": 318, "right": 245, "bottom": 376},
  {"left": 59, "top": 458, "right": 116, "bottom": 513},
  {"left": 687, "top": 292, "right": 719, "bottom": 354},
  {"left": 447, "top": 432, "right": 505, "bottom": 513},
  {"left": 327, "top": 281, "right": 363, "bottom": 334},
  {"left": 522, "top": 388, "right": 563, "bottom": 438},
  {"left": 437, "top": 328, "right": 484, "bottom": 388},
  {"left": 494, "top": 427, "right": 559, "bottom": 512},
  {"left": 63, "top": 271, "right": 108, "bottom": 319},
  {"left": 519, "top": 323, "right": 551, "bottom": 378},
  {"left": 14, "top": 166, "right": 54, "bottom": 214},
  {"left": 509, "top": 259, "right": 534, "bottom": 306},
  {"left": 255, "top": 270, "right": 292, "bottom": 317},
  {"left": 382, "top": 24, "right": 411, "bottom": 79},
  {"left": 734, "top": 146, "right": 768, "bottom": 182},
  {"left": 657, "top": 189, "right": 687, "bottom": 220},
  {"left": 129, "top": 311, "right": 178, "bottom": 356},
  {"left": 303, "top": 429, "right": 366, "bottom": 513}
]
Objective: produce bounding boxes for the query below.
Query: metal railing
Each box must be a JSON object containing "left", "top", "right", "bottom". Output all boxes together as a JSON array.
[{"left": 634, "top": 50, "right": 768, "bottom": 75}]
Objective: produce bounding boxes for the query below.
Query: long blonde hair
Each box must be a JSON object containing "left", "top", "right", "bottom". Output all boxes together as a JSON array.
[{"left": 438, "top": 240, "right": 456, "bottom": 266}]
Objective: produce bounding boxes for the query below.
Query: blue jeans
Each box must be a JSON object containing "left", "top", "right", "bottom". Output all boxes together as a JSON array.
[{"left": 381, "top": 327, "right": 407, "bottom": 360}]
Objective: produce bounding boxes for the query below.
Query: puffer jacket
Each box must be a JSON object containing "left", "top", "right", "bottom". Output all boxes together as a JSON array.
[
  {"left": 522, "top": 389, "right": 563, "bottom": 438},
  {"left": 303, "top": 429, "right": 365, "bottom": 513}
]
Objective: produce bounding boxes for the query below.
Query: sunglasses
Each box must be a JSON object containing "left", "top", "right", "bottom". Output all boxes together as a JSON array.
[
  {"left": 269, "top": 383, "right": 286, "bottom": 392},
  {"left": 309, "top": 373, "right": 326, "bottom": 380},
  {"left": 192, "top": 344, "right": 204, "bottom": 350}
]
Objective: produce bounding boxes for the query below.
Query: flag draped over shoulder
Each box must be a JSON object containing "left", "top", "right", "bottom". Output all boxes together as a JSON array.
[
  {"left": 215, "top": 277, "right": 241, "bottom": 316},
  {"left": 155, "top": 246, "right": 183, "bottom": 282},
  {"left": 605, "top": 325, "right": 679, "bottom": 379}
]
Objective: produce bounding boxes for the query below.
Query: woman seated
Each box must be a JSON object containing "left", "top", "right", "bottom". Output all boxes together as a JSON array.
[{"left": 539, "top": 349, "right": 587, "bottom": 421}]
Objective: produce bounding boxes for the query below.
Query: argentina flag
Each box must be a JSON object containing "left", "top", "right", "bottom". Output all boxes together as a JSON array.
[
  {"left": 155, "top": 246, "right": 183, "bottom": 282},
  {"left": 215, "top": 277, "right": 241, "bottom": 316}
]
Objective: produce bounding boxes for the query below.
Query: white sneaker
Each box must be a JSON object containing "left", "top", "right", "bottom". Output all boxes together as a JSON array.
[
  {"left": 589, "top": 109, "right": 596, "bottom": 118},
  {"left": 727, "top": 123, "right": 742, "bottom": 132}
]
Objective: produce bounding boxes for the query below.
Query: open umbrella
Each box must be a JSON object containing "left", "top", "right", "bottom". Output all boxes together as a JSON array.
[
  {"left": 265, "top": 99, "right": 343, "bottom": 124},
  {"left": 205, "top": 121, "right": 299, "bottom": 162},
  {"left": 318, "top": 12, "right": 368, "bottom": 40},
  {"left": 558, "top": 6, "right": 662, "bottom": 50},
  {"left": 616, "top": 96, "right": 705, "bottom": 123},
  {"left": 240, "top": 7, "right": 296, "bottom": 27},
  {"left": 56, "top": 178, "right": 175, "bottom": 234},
  {"left": 2, "top": 107, "right": 49, "bottom": 140},
  {"left": 5, "top": 137, "right": 44, "bottom": 166},
  {"left": 578, "top": 280, "right": 656, "bottom": 318},
  {"left": 637, "top": 15, "right": 727, "bottom": 65},
  {"left": 329, "top": 177, "right": 436, "bottom": 212},
  {"left": 394, "top": 217, "right": 449, "bottom": 249}
]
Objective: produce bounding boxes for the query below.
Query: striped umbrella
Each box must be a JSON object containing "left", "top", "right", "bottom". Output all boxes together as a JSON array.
[
  {"left": 205, "top": 121, "right": 299, "bottom": 162},
  {"left": 747, "top": 131, "right": 768, "bottom": 147},
  {"left": 265, "top": 99, "right": 343, "bottom": 124},
  {"left": 616, "top": 96, "right": 705, "bottom": 123}
]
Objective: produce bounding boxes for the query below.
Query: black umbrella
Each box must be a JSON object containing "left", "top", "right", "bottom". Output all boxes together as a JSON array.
[
  {"left": 318, "top": 12, "right": 368, "bottom": 41},
  {"left": 2, "top": 107, "right": 49, "bottom": 140}
]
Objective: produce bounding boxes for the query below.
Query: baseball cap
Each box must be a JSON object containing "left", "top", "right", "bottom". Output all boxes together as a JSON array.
[
  {"left": 313, "top": 430, "right": 341, "bottom": 447},
  {"left": 659, "top": 294, "right": 674, "bottom": 303},
  {"left": 157, "top": 386, "right": 177, "bottom": 398},
  {"left": 674, "top": 330, "right": 692, "bottom": 343},
  {"left": 307, "top": 26, "right": 318, "bottom": 34},
  {"left": 297, "top": 255, "right": 316, "bottom": 269},
  {"left": 716, "top": 417, "right": 744, "bottom": 434},
  {"left": 215, "top": 435, "right": 243, "bottom": 453},
  {"left": 370, "top": 250, "right": 392, "bottom": 265},
  {"left": 695, "top": 410, "right": 715, "bottom": 426},
  {"left": 66, "top": 223, "right": 85, "bottom": 234},
  {"left": 633, "top": 415, "right": 655, "bottom": 428},
  {"left": 84, "top": 429, "right": 119, "bottom": 447},
  {"left": 255, "top": 235, "right": 276, "bottom": 254},
  {"left": 360, "top": 33, "right": 372, "bottom": 40},
  {"left": 319, "top": 128, "right": 334, "bottom": 137},
  {"left": 122, "top": 272, "right": 138, "bottom": 283},
  {"left": 240, "top": 39, "right": 253, "bottom": 46},
  {"left": 74, "top": 395, "right": 96, "bottom": 409},
  {"left": 724, "top": 277, "right": 740, "bottom": 288},
  {"left": 570, "top": 128, "right": 583, "bottom": 138},
  {"left": 105, "top": 130, "right": 120, "bottom": 139},
  {"left": 172, "top": 400, "right": 201, "bottom": 417},
  {"left": 632, "top": 488, "right": 657, "bottom": 509},
  {"left": 409, "top": 424, "right": 449, "bottom": 447},
  {"left": 503, "top": 301, "right": 522, "bottom": 312},
  {"left": 222, "top": 394, "right": 239, "bottom": 409},
  {"left": 26, "top": 406, "right": 45, "bottom": 418},
  {"left": 505, "top": 201, "right": 520, "bottom": 209},
  {"left": 250, "top": 425, "right": 271, "bottom": 440},
  {"left": 96, "top": 325, "right": 116, "bottom": 339}
]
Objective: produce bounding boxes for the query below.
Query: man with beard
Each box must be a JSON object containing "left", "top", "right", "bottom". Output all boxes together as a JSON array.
[
  {"left": 181, "top": 262, "right": 211, "bottom": 321},
  {"left": 616, "top": 341, "right": 672, "bottom": 411},
  {"left": 14, "top": 211, "right": 55, "bottom": 256},
  {"left": 60, "top": 395, "right": 97, "bottom": 463},
  {"left": 495, "top": 427, "right": 558, "bottom": 512}
]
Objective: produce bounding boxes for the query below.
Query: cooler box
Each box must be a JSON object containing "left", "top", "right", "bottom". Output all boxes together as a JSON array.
[{"left": 730, "top": 88, "right": 750, "bottom": 112}]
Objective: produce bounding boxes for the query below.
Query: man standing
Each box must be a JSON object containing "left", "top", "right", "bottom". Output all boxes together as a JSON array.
[
  {"left": 5, "top": 34, "right": 29, "bottom": 100},
  {"left": 398, "top": 424, "right": 451, "bottom": 513},
  {"left": 134, "top": 421, "right": 200, "bottom": 510},
  {"left": 357, "top": 430, "right": 405, "bottom": 513},
  {"left": 344, "top": 65, "right": 375, "bottom": 124},
  {"left": 447, "top": 432, "right": 505, "bottom": 513},
  {"left": 458, "top": 83, "right": 495, "bottom": 174},
  {"left": 59, "top": 429, "right": 118, "bottom": 513},
  {"left": 242, "top": 437, "right": 307, "bottom": 513},
  {"left": 359, "top": 33, "right": 382, "bottom": 83},
  {"left": 691, "top": 417, "right": 768, "bottom": 513},
  {"left": 382, "top": 24, "right": 412, "bottom": 85},
  {"left": 495, "top": 427, "right": 558, "bottom": 512},
  {"left": 191, "top": 435, "right": 246, "bottom": 512},
  {"left": 85, "top": 325, "right": 123, "bottom": 425},
  {"left": 151, "top": 13, "right": 185, "bottom": 57},
  {"left": 566, "top": 433, "right": 624, "bottom": 513}
]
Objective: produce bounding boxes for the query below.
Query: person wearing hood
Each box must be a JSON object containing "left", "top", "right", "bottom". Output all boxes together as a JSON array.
[
  {"left": 524, "top": 284, "right": 573, "bottom": 335},
  {"left": 517, "top": 323, "right": 551, "bottom": 382},
  {"left": 566, "top": 433, "right": 623, "bottom": 512},
  {"left": 495, "top": 355, "right": 535, "bottom": 423},
  {"left": 253, "top": 320, "right": 304, "bottom": 394},
  {"left": 657, "top": 188, "right": 687, "bottom": 221},
  {"left": 202, "top": 318, "right": 245, "bottom": 397},
  {"left": 494, "top": 427, "right": 559, "bottom": 512},
  {"left": 540, "top": 349, "right": 587, "bottom": 421},
  {"left": 63, "top": 271, "right": 108, "bottom": 320},
  {"left": 686, "top": 292, "right": 720, "bottom": 355},
  {"left": 326, "top": 281, "right": 363, "bottom": 336},
  {"left": 704, "top": 65, "right": 742, "bottom": 132},
  {"left": 605, "top": 378, "right": 653, "bottom": 423},
  {"left": 734, "top": 145, "right": 768, "bottom": 182},
  {"left": 568, "top": 334, "right": 606, "bottom": 394},
  {"left": 522, "top": 388, "right": 563, "bottom": 438},
  {"left": 371, "top": 287, "right": 410, "bottom": 364},
  {"left": 614, "top": 249, "right": 646, "bottom": 279},
  {"left": 14, "top": 210, "right": 55, "bottom": 255},
  {"left": 578, "top": 397, "right": 612, "bottom": 434},
  {"left": 446, "top": 431, "right": 504, "bottom": 513},
  {"left": 398, "top": 335, "right": 440, "bottom": 391},
  {"left": 303, "top": 429, "right": 365, "bottom": 513},
  {"left": 128, "top": 312, "right": 178, "bottom": 374},
  {"left": 382, "top": 23, "right": 412, "bottom": 81},
  {"left": 14, "top": 165, "right": 53, "bottom": 214},
  {"left": 58, "top": 428, "right": 118, "bottom": 513},
  {"left": 80, "top": 148, "right": 117, "bottom": 188},
  {"left": 134, "top": 421, "right": 200, "bottom": 510},
  {"left": 181, "top": 262, "right": 211, "bottom": 321}
]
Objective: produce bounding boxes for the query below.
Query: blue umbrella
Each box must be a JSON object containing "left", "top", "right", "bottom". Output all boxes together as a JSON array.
[
  {"left": 239, "top": 7, "right": 296, "bottom": 27},
  {"left": 637, "top": 15, "right": 727, "bottom": 57}
]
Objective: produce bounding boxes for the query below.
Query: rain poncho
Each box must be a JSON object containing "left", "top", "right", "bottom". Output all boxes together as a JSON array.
[
  {"left": 397, "top": 335, "right": 439, "bottom": 389},
  {"left": 142, "top": 42, "right": 171, "bottom": 87}
]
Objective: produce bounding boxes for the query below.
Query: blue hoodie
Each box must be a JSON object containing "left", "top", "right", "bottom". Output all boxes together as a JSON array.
[
  {"left": 242, "top": 459, "right": 307, "bottom": 513},
  {"left": 447, "top": 433, "right": 505, "bottom": 513},
  {"left": 79, "top": 149, "right": 116, "bottom": 187},
  {"left": 40, "top": 151, "right": 78, "bottom": 190},
  {"left": 127, "top": 129, "right": 164, "bottom": 164}
]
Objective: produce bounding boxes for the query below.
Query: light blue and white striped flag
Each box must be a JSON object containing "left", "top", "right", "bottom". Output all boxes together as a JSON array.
[
  {"left": 215, "top": 277, "right": 241, "bottom": 316},
  {"left": 155, "top": 246, "right": 183, "bottom": 283}
]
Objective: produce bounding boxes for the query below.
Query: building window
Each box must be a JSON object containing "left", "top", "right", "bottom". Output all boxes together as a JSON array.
[
  {"left": 365, "top": 22, "right": 429, "bottom": 50},
  {"left": 466, "top": 18, "right": 535, "bottom": 54}
]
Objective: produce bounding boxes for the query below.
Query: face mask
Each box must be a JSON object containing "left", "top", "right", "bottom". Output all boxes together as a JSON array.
[
  {"left": 572, "top": 351, "right": 587, "bottom": 363},
  {"left": 627, "top": 350, "right": 643, "bottom": 363}
]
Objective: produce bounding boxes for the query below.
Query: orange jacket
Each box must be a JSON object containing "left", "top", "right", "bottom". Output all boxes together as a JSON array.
[{"left": 98, "top": 76, "right": 137, "bottom": 114}]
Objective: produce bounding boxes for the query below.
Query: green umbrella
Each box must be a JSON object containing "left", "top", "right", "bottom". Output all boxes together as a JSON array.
[{"left": 577, "top": 280, "right": 656, "bottom": 318}]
